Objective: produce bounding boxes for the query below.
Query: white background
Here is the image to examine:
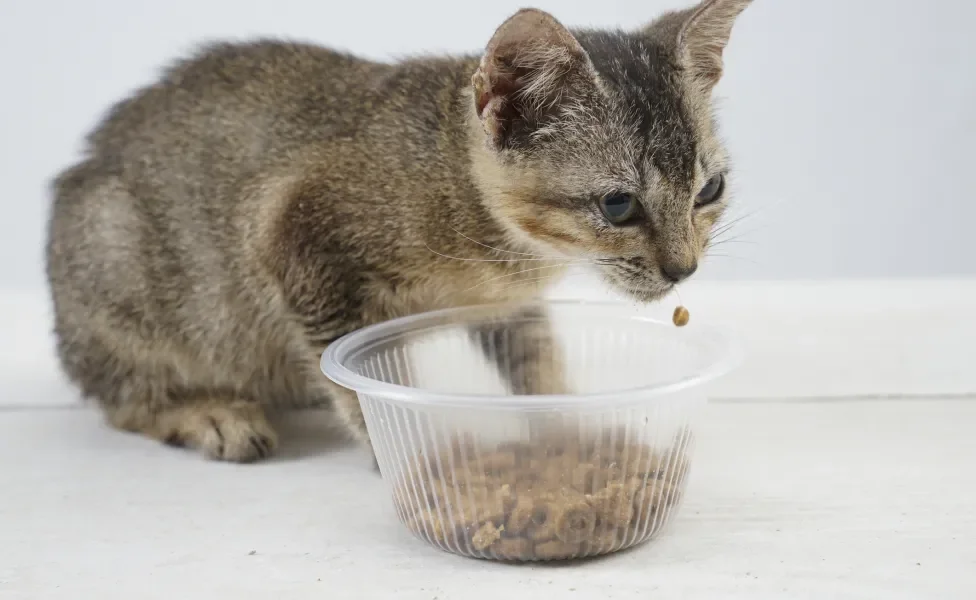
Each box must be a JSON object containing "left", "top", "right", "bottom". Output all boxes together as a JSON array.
[
  {"left": 2, "top": 4, "right": 975, "bottom": 596},
  {"left": 1, "top": 0, "right": 975, "bottom": 291}
]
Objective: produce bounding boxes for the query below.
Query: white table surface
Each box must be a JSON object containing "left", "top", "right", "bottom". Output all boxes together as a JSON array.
[{"left": 4, "top": 399, "right": 974, "bottom": 599}]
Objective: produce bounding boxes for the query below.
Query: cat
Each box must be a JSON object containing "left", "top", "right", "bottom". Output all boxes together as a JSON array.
[{"left": 45, "top": 0, "right": 753, "bottom": 462}]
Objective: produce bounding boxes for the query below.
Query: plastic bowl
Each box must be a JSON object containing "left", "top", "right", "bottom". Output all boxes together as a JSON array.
[{"left": 321, "top": 301, "right": 737, "bottom": 561}]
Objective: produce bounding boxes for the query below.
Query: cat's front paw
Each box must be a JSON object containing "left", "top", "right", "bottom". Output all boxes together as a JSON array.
[{"left": 161, "top": 402, "right": 278, "bottom": 462}]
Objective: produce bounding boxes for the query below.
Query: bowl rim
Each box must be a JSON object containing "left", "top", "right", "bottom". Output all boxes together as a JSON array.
[{"left": 319, "top": 299, "right": 741, "bottom": 408}]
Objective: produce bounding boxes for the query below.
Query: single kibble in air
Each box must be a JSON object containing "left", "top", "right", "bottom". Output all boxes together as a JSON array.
[{"left": 672, "top": 306, "right": 690, "bottom": 327}]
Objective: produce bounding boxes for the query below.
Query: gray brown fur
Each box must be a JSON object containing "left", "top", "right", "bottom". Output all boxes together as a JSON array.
[{"left": 45, "top": 0, "right": 753, "bottom": 462}]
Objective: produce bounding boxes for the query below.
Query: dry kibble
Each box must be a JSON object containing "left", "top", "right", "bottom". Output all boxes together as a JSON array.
[
  {"left": 534, "top": 539, "right": 581, "bottom": 560},
  {"left": 526, "top": 502, "right": 560, "bottom": 542},
  {"left": 552, "top": 493, "right": 597, "bottom": 544},
  {"left": 495, "top": 483, "right": 517, "bottom": 513},
  {"left": 672, "top": 305, "right": 690, "bottom": 327},
  {"left": 471, "top": 522, "right": 504, "bottom": 551},
  {"left": 396, "top": 428, "right": 690, "bottom": 561},
  {"left": 587, "top": 483, "right": 636, "bottom": 526},
  {"left": 505, "top": 498, "right": 535, "bottom": 536},
  {"left": 493, "top": 537, "right": 534, "bottom": 559},
  {"left": 454, "top": 493, "right": 507, "bottom": 527}
]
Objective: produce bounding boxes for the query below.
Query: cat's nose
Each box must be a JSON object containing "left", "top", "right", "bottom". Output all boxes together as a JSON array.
[{"left": 660, "top": 261, "right": 698, "bottom": 283}]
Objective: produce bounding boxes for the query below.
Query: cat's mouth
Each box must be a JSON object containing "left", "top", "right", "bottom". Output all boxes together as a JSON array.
[
  {"left": 619, "top": 283, "right": 673, "bottom": 303},
  {"left": 596, "top": 264, "right": 674, "bottom": 303}
]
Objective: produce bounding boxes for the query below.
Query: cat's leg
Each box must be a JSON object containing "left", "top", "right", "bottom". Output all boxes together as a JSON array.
[
  {"left": 282, "top": 298, "right": 373, "bottom": 448},
  {"left": 106, "top": 394, "right": 278, "bottom": 462},
  {"left": 286, "top": 313, "right": 372, "bottom": 447},
  {"left": 55, "top": 328, "right": 280, "bottom": 462},
  {"left": 466, "top": 305, "right": 573, "bottom": 445},
  {"left": 325, "top": 381, "right": 370, "bottom": 445},
  {"left": 299, "top": 343, "right": 374, "bottom": 464},
  {"left": 265, "top": 187, "right": 376, "bottom": 449},
  {"left": 467, "top": 304, "right": 571, "bottom": 396},
  {"left": 48, "top": 168, "right": 281, "bottom": 462}
]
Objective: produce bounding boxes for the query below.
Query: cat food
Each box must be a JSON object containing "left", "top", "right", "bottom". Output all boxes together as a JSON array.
[
  {"left": 672, "top": 305, "right": 690, "bottom": 327},
  {"left": 396, "top": 429, "right": 689, "bottom": 561}
]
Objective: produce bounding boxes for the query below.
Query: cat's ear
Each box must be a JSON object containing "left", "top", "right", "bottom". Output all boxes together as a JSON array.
[
  {"left": 660, "top": 0, "right": 753, "bottom": 90},
  {"left": 472, "top": 8, "right": 592, "bottom": 149}
]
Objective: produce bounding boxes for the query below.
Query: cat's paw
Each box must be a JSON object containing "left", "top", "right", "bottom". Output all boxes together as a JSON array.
[{"left": 161, "top": 402, "right": 278, "bottom": 463}]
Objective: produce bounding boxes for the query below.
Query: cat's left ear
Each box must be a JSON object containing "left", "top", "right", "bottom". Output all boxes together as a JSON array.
[
  {"left": 472, "top": 8, "right": 595, "bottom": 150},
  {"left": 671, "top": 0, "right": 754, "bottom": 90}
]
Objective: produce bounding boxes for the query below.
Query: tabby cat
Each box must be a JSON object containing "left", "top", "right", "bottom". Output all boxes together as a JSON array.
[{"left": 46, "top": 0, "right": 753, "bottom": 462}]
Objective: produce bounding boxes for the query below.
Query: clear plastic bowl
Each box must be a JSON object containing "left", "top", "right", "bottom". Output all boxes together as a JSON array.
[{"left": 320, "top": 301, "right": 737, "bottom": 561}]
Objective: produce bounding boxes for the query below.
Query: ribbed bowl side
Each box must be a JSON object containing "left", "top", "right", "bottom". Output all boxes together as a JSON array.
[{"left": 361, "top": 395, "right": 703, "bottom": 561}]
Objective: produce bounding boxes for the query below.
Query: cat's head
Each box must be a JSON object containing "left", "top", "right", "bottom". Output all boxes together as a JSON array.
[{"left": 469, "top": 0, "right": 752, "bottom": 301}]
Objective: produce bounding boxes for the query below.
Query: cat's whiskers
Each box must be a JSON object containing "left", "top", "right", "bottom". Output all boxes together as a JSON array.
[
  {"left": 711, "top": 207, "right": 764, "bottom": 239},
  {"left": 424, "top": 244, "right": 584, "bottom": 263},
  {"left": 710, "top": 220, "right": 744, "bottom": 242},
  {"left": 461, "top": 262, "right": 583, "bottom": 294},
  {"left": 706, "top": 235, "right": 755, "bottom": 251},
  {"left": 708, "top": 237, "right": 755, "bottom": 246},
  {"left": 709, "top": 199, "right": 784, "bottom": 245},
  {"left": 706, "top": 206, "right": 768, "bottom": 261},
  {"left": 704, "top": 251, "right": 762, "bottom": 267},
  {"left": 448, "top": 226, "right": 562, "bottom": 259},
  {"left": 492, "top": 271, "right": 583, "bottom": 295}
]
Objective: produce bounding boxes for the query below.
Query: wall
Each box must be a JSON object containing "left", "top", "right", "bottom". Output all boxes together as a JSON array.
[{"left": 1, "top": 0, "right": 973, "bottom": 291}]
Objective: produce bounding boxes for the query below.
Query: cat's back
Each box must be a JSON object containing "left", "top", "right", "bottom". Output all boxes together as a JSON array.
[
  {"left": 88, "top": 40, "right": 393, "bottom": 164},
  {"left": 48, "top": 42, "right": 394, "bottom": 340}
]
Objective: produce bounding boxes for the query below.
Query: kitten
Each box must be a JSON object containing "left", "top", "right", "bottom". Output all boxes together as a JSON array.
[{"left": 45, "top": 0, "right": 753, "bottom": 462}]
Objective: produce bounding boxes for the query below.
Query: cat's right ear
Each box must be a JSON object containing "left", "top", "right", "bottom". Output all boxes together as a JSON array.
[
  {"left": 472, "top": 9, "right": 592, "bottom": 150},
  {"left": 648, "top": 0, "right": 753, "bottom": 92}
]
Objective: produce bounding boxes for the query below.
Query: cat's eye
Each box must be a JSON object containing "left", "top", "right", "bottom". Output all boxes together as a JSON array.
[
  {"left": 695, "top": 174, "right": 725, "bottom": 207},
  {"left": 598, "top": 192, "right": 640, "bottom": 225}
]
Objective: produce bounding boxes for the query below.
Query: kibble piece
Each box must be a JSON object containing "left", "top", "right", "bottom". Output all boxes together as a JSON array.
[
  {"left": 471, "top": 522, "right": 504, "bottom": 551},
  {"left": 527, "top": 502, "right": 559, "bottom": 542},
  {"left": 453, "top": 492, "right": 507, "bottom": 528},
  {"left": 672, "top": 305, "right": 690, "bottom": 327},
  {"left": 552, "top": 494, "right": 597, "bottom": 544},
  {"left": 493, "top": 537, "right": 534, "bottom": 559},
  {"left": 495, "top": 483, "right": 517, "bottom": 513},
  {"left": 534, "top": 539, "right": 581, "bottom": 560},
  {"left": 506, "top": 497, "right": 535, "bottom": 536},
  {"left": 587, "top": 483, "right": 636, "bottom": 528}
]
